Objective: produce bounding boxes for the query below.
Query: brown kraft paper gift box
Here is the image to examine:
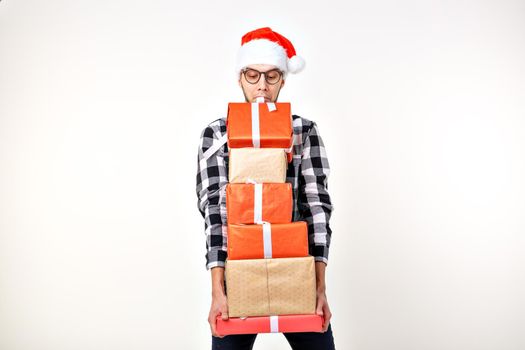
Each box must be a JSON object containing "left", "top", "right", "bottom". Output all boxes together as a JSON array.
[
  {"left": 225, "top": 256, "right": 316, "bottom": 318},
  {"left": 229, "top": 148, "right": 288, "bottom": 184}
]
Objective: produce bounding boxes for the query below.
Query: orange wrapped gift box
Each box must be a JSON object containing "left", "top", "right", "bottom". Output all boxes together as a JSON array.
[
  {"left": 216, "top": 314, "right": 323, "bottom": 336},
  {"left": 226, "top": 183, "right": 292, "bottom": 224},
  {"left": 227, "top": 222, "right": 308, "bottom": 260},
  {"left": 227, "top": 102, "right": 293, "bottom": 149}
]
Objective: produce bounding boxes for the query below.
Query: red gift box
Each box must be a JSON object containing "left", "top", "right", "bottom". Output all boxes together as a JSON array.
[
  {"left": 227, "top": 102, "right": 293, "bottom": 149},
  {"left": 227, "top": 222, "right": 308, "bottom": 260},
  {"left": 226, "top": 183, "right": 292, "bottom": 224},
  {"left": 216, "top": 314, "right": 323, "bottom": 335}
]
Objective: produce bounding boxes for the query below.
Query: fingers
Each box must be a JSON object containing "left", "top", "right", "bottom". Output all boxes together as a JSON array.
[
  {"left": 209, "top": 293, "right": 228, "bottom": 337},
  {"left": 221, "top": 310, "right": 229, "bottom": 321},
  {"left": 316, "top": 297, "right": 325, "bottom": 331},
  {"left": 221, "top": 299, "right": 229, "bottom": 320},
  {"left": 316, "top": 306, "right": 324, "bottom": 323},
  {"left": 209, "top": 308, "right": 225, "bottom": 338},
  {"left": 208, "top": 312, "right": 221, "bottom": 338},
  {"left": 316, "top": 301, "right": 324, "bottom": 316},
  {"left": 322, "top": 308, "right": 332, "bottom": 332},
  {"left": 316, "top": 297, "right": 332, "bottom": 332}
]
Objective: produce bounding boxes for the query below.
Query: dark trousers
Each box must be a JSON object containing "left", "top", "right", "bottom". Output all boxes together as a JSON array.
[{"left": 211, "top": 324, "right": 335, "bottom": 350}]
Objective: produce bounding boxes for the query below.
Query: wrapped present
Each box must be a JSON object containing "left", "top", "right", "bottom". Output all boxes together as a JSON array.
[
  {"left": 216, "top": 314, "right": 323, "bottom": 335},
  {"left": 227, "top": 222, "right": 308, "bottom": 260},
  {"left": 226, "top": 256, "right": 316, "bottom": 317},
  {"left": 227, "top": 102, "right": 293, "bottom": 149},
  {"left": 226, "top": 183, "right": 292, "bottom": 224},
  {"left": 229, "top": 148, "right": 288, "bottom": 184}
]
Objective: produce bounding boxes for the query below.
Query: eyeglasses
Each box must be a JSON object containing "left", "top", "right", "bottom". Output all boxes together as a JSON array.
[{"left": 242, "top": 68, "right": 283, "bottom": 85}]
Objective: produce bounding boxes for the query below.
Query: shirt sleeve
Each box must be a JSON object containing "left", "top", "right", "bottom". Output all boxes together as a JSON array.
[
  {"left": 196, "top": 122, "right": 229, "bottom": 270},
  {"left": 297, "top": 122, "right": 333, "bottom": 264}
]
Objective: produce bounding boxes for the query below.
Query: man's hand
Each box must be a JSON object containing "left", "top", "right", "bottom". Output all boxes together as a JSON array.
[
  {"left": 209, "top": 267, "right": 228, "bottom": 337},
  {"left": 315, "top": 261, "right": 332, "bottom": 332},
  {"left": 316, "top": 289, "right": 332, "bottom": 332},
  {"left": 208, "top": 290, "right": 228, "bottom": 337}
]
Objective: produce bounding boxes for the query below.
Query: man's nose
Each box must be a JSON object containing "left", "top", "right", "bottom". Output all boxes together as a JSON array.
[{"left": 256, "top": 74, "right": 269, "bottom": 90}]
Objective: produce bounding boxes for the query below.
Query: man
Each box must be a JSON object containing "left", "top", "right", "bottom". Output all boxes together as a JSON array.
[{"left": 196, "top": 27, "right": 335, "bottom": 350}]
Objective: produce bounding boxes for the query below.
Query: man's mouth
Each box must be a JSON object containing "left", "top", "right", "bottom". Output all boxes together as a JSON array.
[{"left": 254, "top": 96, "right": 270, "bottom": 102}]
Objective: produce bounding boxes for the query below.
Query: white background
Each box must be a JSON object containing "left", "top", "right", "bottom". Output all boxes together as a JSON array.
[{"left": 1, "top": 0, "right": 524, "bottom": 349}]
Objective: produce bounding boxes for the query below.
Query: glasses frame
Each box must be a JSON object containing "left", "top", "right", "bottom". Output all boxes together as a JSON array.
[{"left": 241, "top": 68, "right": 283, "bottom": 85}]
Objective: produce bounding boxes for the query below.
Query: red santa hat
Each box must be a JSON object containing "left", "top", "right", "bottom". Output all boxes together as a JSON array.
[{"left": 236, "top": 27, "right": 305, "bottom": 76}]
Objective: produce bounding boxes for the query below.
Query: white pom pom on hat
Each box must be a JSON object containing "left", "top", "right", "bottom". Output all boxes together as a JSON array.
[
  {"left": 287, "top": 55, "right": 306, "bottom": 74},
  {"left": 236, "top": 27, "right": 305, "bottom": 76}
]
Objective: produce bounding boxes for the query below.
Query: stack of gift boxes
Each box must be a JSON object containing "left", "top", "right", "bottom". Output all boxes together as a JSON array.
[{"left": 216, "top": 101, "right": 323, "bottom": 336}]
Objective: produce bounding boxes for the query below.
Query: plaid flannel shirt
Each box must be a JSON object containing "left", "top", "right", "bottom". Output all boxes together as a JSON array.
[{"left": 196, "top": 115, "right": 333, "bottom": 270}]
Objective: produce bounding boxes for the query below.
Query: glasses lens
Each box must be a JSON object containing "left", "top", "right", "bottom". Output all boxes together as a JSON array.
[
  {"left": 244, "top": 69, "right": 260, "bottom": 84},
  {"left": 265, "top": 70, "right": 282, "bottom": 85}
]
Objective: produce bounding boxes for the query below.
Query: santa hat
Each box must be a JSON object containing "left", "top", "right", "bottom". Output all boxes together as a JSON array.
[{"left": 236, "top": 27, "right": 305, "bottom": 77}]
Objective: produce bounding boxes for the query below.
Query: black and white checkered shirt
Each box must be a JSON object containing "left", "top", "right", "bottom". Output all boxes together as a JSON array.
[{"left": 196, "top": 115, "right": 333, "bottom": 270}]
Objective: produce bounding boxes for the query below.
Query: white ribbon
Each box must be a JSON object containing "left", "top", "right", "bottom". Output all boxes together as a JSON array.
[
  {"left": 251, "top": 101, "right": 278, "bottom": 148},
  {"left": 253, "top": 183, "right": 263, "bottom": 224},
  {"left": 202, "top": 134, "right": 228, "bottom": 161},
  {"left": 262, "top": 222, "right": 273, "bottom": 258},
  {"left": 286, "top": 132, "right": 295, "bottom": 154},
  {"left": 251, "top": 103, "right": 260, "bottom": 148},
  {"left": 270, "top": 316, "right": 279, "bottom": 333}
]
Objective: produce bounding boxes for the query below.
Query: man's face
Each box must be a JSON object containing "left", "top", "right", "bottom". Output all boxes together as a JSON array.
[{"left": 238, "top": 64, "right": 286, "bottom": 103}]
